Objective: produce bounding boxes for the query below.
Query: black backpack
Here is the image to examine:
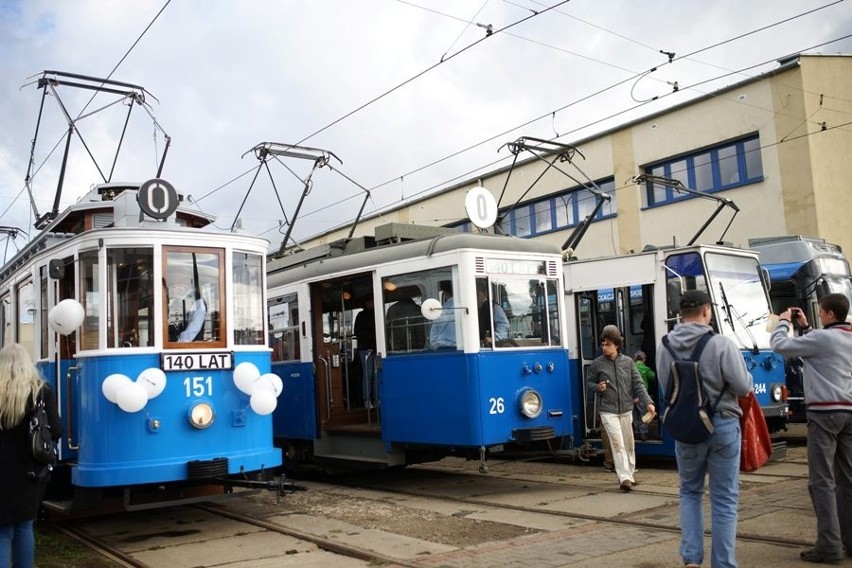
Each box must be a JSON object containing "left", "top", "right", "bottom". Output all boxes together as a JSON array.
[
  {"left": 29, "top": 389, "right": 56, "bottom": 467},
  {"left": 661, "top": 332, "right": 725, "bottom": 444}
]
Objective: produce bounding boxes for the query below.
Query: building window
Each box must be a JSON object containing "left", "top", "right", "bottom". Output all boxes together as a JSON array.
[
  {"left": 644, "top": 134, "right": 763, "bottom": 206},
  {"left": 453, "top": 177, "right": 616, "bottom": 238}
]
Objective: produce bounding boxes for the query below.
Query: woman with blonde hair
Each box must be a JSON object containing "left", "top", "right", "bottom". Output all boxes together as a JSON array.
[{"left": 0, "top": 343, "right": 61, "bottom": 568}]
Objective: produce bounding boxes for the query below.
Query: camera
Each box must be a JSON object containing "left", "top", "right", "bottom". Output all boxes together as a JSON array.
[{"left": 790, "top": 308, "right": 802, "bottom": 317}]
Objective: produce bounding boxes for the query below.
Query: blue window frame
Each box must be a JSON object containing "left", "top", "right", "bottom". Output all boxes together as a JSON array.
[
  {"left": 644, "top": 134, "right": 763, "bottom": 207},
  {"left": 457, "top": 178, "right": 616, "bottom": 238}
]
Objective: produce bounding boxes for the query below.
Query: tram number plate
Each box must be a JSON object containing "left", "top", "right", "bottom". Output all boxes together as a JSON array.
[{"left": 161, "top": 352, "right": 234, "bottom": 372}]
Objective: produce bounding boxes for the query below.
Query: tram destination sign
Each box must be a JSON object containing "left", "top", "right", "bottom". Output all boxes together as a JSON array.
[{"left": 161, "top": 352, "right": 234, "bottom": 372}]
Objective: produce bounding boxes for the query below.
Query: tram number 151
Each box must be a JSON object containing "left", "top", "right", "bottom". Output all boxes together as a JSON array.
[
  {"left": 489, "top": 397, "right": 505, "bottom": 414},
  {"left": 184, "top": 376, "right": 213, "bottom": 397}
]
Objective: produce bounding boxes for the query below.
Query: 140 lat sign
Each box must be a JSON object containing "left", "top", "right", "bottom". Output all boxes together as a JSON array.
[{"left": 161, "top": 352, "right": 234, "bottom": 372}]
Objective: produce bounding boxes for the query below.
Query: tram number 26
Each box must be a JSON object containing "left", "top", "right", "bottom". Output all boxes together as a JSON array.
[
  {"left": 489, "top": 397, "right": 505, "bottom": 414},
  {"left": 184, "top": 376, "right": 213, "bottom": 397}
]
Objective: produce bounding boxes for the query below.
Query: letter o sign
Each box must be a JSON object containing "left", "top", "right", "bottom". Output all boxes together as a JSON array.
[{"left": 138, "top": 179, "right": 179, "bottom": 220}]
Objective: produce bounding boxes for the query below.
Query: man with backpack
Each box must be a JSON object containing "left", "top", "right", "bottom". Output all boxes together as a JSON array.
[{"left": 656, "top": 290, "right": 753, "bottom": 568}]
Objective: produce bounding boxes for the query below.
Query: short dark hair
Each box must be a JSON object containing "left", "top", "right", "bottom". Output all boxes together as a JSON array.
[
  {"left": 820, "top": 293, "right": 850, "bottom": 322},
  {"left": 600, "top": 324, "right": 623, "bottom": 348}
]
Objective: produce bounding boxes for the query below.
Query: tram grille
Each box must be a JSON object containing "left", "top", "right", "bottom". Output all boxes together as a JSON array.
[
  {"left": 546, "top": 260, "right": 558, "bottom": 277},
  {"left": 474, "top": 257, "right": 486, "bottom": 274},
  {"left": 513, "top": 426, "right": 555, "bottom": 442}
]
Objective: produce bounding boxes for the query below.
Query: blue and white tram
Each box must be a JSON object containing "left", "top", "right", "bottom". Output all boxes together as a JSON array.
[
  {"left": 749, "top": 235, "right": 852, "bottom": 422},
  {"left": 563, "top": 244, "right": 789, "bottom": 458},
  {"left": 267, "top": 223, "right": 574, "bottom": 470},
  {"left": 0, "top": 181, "right": 282, "bottom": 508}
]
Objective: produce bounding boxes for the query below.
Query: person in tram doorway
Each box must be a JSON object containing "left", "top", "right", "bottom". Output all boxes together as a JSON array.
[
  {"left": 0, "top": 343, "right": 62, "bottom": 568},
  {"left": 353, "top": 298, "right": 377, "bottom": 409},
  {"left": 632, "top": 351, "right": 656, "bottom": 441},
  {"left": 657, "top": 290, "right": 753, "bottom": 568},
  {"left": 587, "top": 325, "right": 654, "bottom": 492},
  {"left": 770, "top": 293, "right": 852, "bottom": 565}
]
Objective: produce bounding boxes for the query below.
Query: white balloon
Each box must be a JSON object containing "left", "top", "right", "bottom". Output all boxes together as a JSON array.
[
  {"left": 50, "top": 299, "right": 85, "bottom": 335},
  {"left": 102, "top": 373, "right": 132, "bottom": 403},
  {"left": 233, "top": 362, "right": 260, "bottom": 395},
  {"left": 254, "top": 373, "right": 283, "bottom": 397},
  {"left": 249, "top": 389, "right": 277, "bottom": 415},
  {"left": 137, "top": 368, "right": 167, "bottom": 399},
  {"left": 116, "top": 382, "right": 148, "bottom": 413}
]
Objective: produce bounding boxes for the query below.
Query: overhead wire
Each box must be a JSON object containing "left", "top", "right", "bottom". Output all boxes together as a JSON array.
[
  {"left": 2, "top": 0, "right": 172, "bottom": 232},
  {"left": 295, "top": 0, "right": 572, "bottom": 145},
  {"left": 281, "top": 32, "right": 852, "bottom": 240}
]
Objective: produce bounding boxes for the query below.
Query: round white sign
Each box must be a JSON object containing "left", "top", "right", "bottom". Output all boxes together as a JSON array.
[{"left": 464, "top": 187, "right": 498, "bottom": 229}]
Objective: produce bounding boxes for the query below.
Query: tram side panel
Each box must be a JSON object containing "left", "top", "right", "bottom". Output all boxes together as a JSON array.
[
  {"left": 272, "top": 359, "right": 317, "bottom": 441},
  {"left": 70, "top": 351, "right": 279, "bottom": 488}
]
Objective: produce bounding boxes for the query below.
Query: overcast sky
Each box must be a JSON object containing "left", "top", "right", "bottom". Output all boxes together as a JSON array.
[{"left": 1, "top": 0, "right": 850, "bottom": 254}]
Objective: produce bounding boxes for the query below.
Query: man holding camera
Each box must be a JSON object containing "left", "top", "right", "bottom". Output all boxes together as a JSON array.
[{"left": 771, "top": 294, "right": 852, "bottom": 564}]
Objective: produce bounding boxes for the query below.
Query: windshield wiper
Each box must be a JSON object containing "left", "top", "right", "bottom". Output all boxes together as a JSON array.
[{"left": 718, "top": 282, "right": 759, "bottom": 354}]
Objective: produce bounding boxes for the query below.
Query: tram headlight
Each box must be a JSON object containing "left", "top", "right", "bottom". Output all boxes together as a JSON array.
[
  {"left": 188, "top": 402, "right": 215, "bottom": 429},
  {"left": 771, "top": 384, "right": 783, "bottom": 403},
  {"left": 519, "top": 389, "right": 543, "bottom": 419}
]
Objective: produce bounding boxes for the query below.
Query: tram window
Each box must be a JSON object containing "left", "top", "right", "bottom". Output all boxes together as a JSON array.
[
  {"left": 0, "top": 294, "right": 9, "bottom": 348},
  {"left": 39, "top": 267, "right": 48, "bottom": 358},
  {"left": 269, "top": 293, "right": 300, "bottom": 361},
  {"left": 382, "top": 279, "right": 426, "bottom": 353},
  {"left": 476, "top": 278, "right": 510, "bottom": 348},
  {"left": 79, "top": 250, "right": 100, "bottom": 350},
  {"left": 426, "top": 270, "right": 460, "bottom": 350},
  {"left": 16, "top": 280, "right": 35, "bottom": 359},
  {"left": 233, "top": 252, "right": 264, "bottom": 345},
  {"left": 483, "top": 277, "right": 561, "bottom": 349},
  {"left": 107, "top": 247, "right": 154, "bottom": 348},
  {"left": 163, "top": 247, "right": 224, "bottom": 347}
]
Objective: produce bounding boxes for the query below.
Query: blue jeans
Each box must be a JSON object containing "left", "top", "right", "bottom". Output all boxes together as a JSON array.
[
  {"left": 0, "top": 520, "right": 35, "bottom": 568},
  {"left": 675, "top": 414, "right": 741, "bottom": 568}
]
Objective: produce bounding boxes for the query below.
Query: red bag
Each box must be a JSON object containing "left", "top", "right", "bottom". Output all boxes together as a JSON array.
[{"left": 738, "top": 390, "right": 772, "bottom": 472}]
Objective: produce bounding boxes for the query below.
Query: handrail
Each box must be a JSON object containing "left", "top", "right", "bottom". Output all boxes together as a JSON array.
[{"left": 65, "top": 365, "right": 79, "bottom": 450}]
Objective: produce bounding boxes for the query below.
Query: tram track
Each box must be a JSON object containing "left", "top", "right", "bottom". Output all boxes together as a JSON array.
[
  {"left": 194, "top": 503, "right": 425, "bottom": 568},
  {"left": 53, "top": 522, "right": 146, "bottom": 568},
  {"left": 46, "top": 449, "right": 813, "bottom": 568},
  {"left": 322, "top": 458, "right": 814, "bottom": 550}
]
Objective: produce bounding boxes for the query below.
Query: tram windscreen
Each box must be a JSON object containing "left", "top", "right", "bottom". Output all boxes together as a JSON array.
[
  {"left": 483, "top": 277, "right": 561, "bottom": 348},
  {"left": 705, "top": 252, "right": 773, "bottom": 350}
]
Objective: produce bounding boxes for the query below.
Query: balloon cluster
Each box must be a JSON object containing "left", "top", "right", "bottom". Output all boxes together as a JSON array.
[
  {"left": 102, "top": 368, "right": 167, "bottom": 413},
  {"left": 48, "top": 299, "right": 85, "bottom": 335},
  {"left": 233, "top": 362, "right": 283, "bottom": 415}
]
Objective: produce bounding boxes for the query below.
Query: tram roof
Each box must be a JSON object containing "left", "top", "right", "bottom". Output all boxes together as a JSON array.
[
  {"left": 267, "top": 226, "right": 561, "bottom": 286},
  {"left": 0, "top": 182, "right": 218, "bottom": 283}
]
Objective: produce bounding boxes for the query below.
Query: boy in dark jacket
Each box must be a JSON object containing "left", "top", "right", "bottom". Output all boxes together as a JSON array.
[{"left": 587, "top": 325, "right": 654, "bottom": 491}]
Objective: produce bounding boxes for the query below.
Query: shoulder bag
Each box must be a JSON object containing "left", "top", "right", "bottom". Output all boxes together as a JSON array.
[{"left": 738, "top": 390, "right": 772, "bottom": 472}]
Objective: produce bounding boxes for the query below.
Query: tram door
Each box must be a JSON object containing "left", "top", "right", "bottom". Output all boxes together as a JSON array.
[
  {"left": 309, "top": 274, "right": 376, "bottom": 429},
  {"left": 576, "top": 288, "right": 627, "bottom": 438},
  {"left": 577, "top": 284, "right": 660, "bottom": 442}
]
